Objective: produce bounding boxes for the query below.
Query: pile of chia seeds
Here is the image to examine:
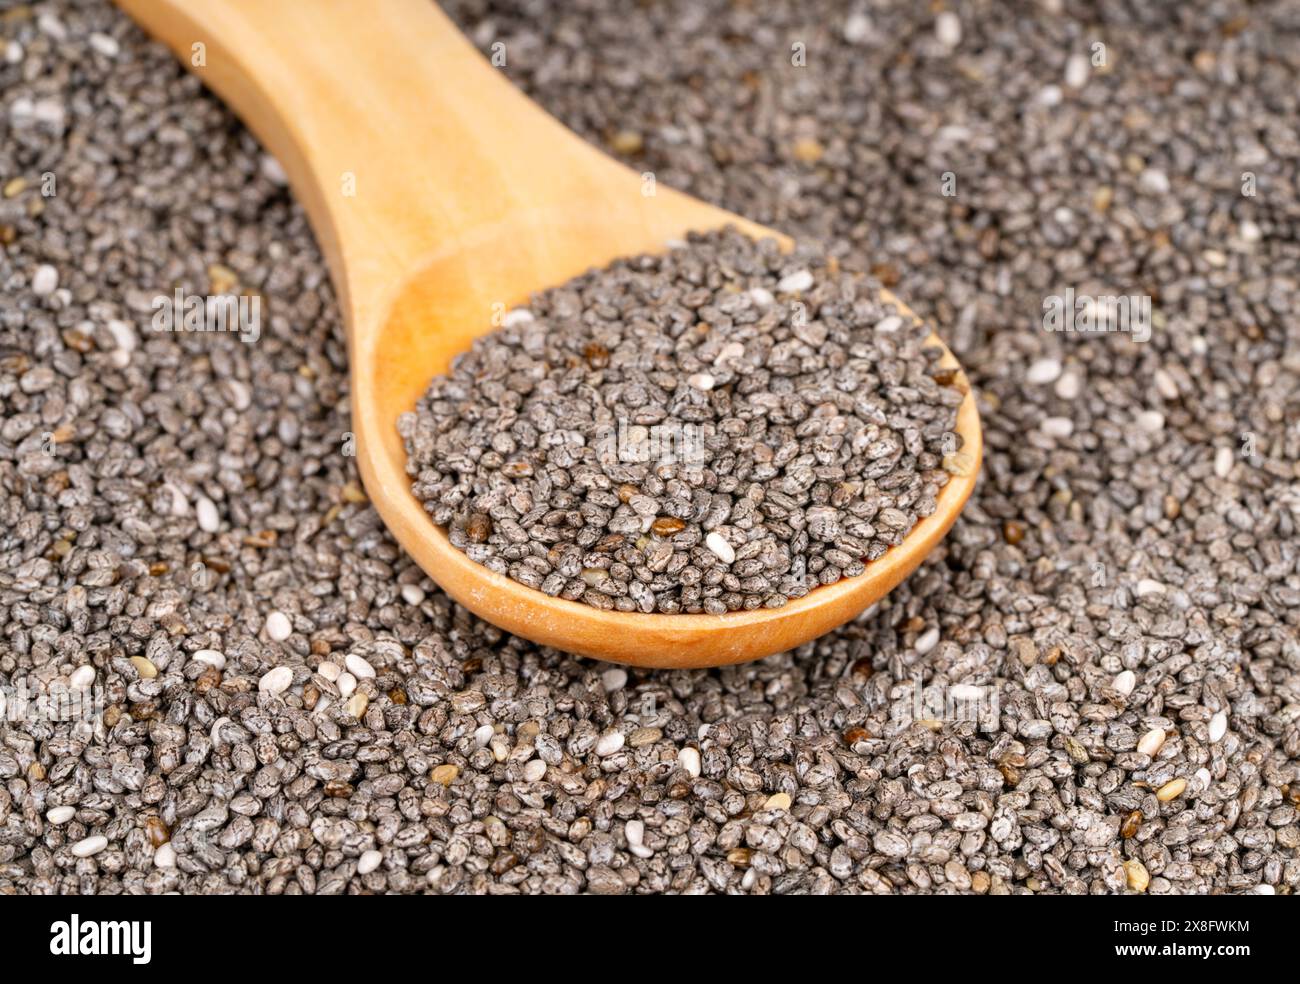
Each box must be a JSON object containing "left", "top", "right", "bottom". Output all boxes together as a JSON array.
[
  {"left": 401, "top": 230, "right": 965, "bottom": 613},
  {"left": 0, "top": 0, "right": 1297, "bottom": 896}
]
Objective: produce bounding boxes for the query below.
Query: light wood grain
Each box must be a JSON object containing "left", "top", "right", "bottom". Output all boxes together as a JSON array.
[{"left": 117, "top": 0, "right": 982, "bottom": 667}]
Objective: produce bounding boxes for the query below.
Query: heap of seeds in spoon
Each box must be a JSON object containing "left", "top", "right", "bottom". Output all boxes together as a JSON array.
[{"left": 401, "top": 229, "right": 966, "bottom": 613}]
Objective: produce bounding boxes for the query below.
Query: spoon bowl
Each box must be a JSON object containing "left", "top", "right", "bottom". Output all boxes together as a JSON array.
[{"left": 119, "top": 0, "right": 981, "bottom": 667}]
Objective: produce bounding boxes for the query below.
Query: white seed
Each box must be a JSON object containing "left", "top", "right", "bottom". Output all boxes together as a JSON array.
[
  {"left": 1239, "top": 220, "right": 1262, "bottom": 243},
  {"left": 1194, "top": 767, "right": 1212, "bottom": 791},
  {"left": 915, "top": 627, "right": 940, "bottom": 655},
  {"left": 1135, "top": 579, "right": 1166, "bottom": 597},
  {"left": 260, "top": 154, "right": 288, "bottom": 185},
  {"left": 317, "top": 660, "right": 341, "bottom": 682},
  {"left": 69, "top": 665, "right": 95, "bottom": 691},
  {"left": 687, "top": 372, "right": 715, "bottom": 391},
  {"left": 501, "top": 308, "right": 534, "bottom": 327},
  {"left": 258, "top": 666, "right": 292, "bottom": 696},
  {"left": 935, "top": 11, "right": 962, "bottom": 47},
  {"left": 5, "top": 40, "right": 22, "bottom": 64},
  {"left": 106, "top": 318, "right": 136, "bottom": 353},
  {"left": 748, "top": 287, "right": 775, "bottom": 306},
  {"left": 601, "top": 667, "right": 628, "bottom": 692},
  {"left": 843, "top": 13, "right": 871, "bottom": 43},
  {"left": 1041, "top": 416, "right": 1074, "bottom": 438},
  {"left": 1038, "top": 85, "right": 1062, "bottom": 107},
  {"left": 595, "top": 732, "right": 625, "bottom": 756},
  {"left": 192, "top": 649, "right": 225, "bottom": 670},
  {"left": 705, "top": 532, "right": 735, "bottom": 564},
  {"left": 71, "top": 835, "right": 108, "bottom": 858},
  {"left": 764, "top": 792, "right": 792, "bottom": 811},
  {"left": 1136, "top": 410, "right": 1165, "bottom": 434},
  {"left": 742, "top": 867, "right": 758, "bottom": 890},
  {"left": 630, "top": 843, "right": 654, "bottom": 859},
  {"left": 46, "top": 806, "right": 75, "bottom": 824},
  {"left": 874, "top": 315, "right": 903, "bottom": 333},
  {"left": 1214, "top": 446, "right": 1234, "bottom": 479},
  {"left": 345, "top": 653, "right": 376, "bottom": 679},
  {"left": 88, "top": 32, "right": 120, "bottom": 58},
  {"left": 1113, "top": 670, "right": 1137, "bottom": 696},
  {"left": 337, "top": 672, "right": 357, "bottom": 698},
  {"left": 1153, "top": 368, "right": 1178, "bottom": 400},
  {"left": 1054, "top": 370, "right": 1082, "bottom": 399},
  {"left": 950, "top": 684, "right": 985, "bottom": 702},
  {"left": 400, "top": 584, "right": 426, "bottom": 606},
  {"left": 1255, "top": 884, "right": 1275, "bottom": 895},
  {"left": 522, "top": 759, "right": 547, "bottom": 782},
  {"left": 357, "top": 849, "right": 382, "bottom": 875},
  {"left": 31, "top": 264, "right": 58, "bottom": 296},
  {"left": 625, "top": 819, "right": 645, "bottom": 847},
  {"left": 1209, "top": 711, "right": 1228, "bottom": 743},
  {"left": 1026, "top": 357, "right": 1062, "bottom": 385},
  {"left": 154, "top": 842, "right": 177, "bottom": 869},
  {"left": 1064, "top": 53, "right": 1089, "bottom": 88},
  {"left": 1139, "top": 168, "right": 1170, "bottom": 195},
  {"left": 713, "top": 341, "right": 745, "bottom": 365},
  {"left": 265, "top": 610, "right": 292, "bottom": 641},
  {"left": 164, "top": 483, "right": 189, "bottom": 517},
  {"left": 473, "top": 724, "right": 495, "bottom": 747},
  {"left": 777, "top": 270, "right": 813, "bottom": 293},
  {"left": 195, "top": 495, "right": 220, "bottom": 533},
  {"left": 1137, "top": 728, "right": 1165, "bottom": 757},
  {"left": 678, "top": 746, "right": 701, "bottom": 778}
]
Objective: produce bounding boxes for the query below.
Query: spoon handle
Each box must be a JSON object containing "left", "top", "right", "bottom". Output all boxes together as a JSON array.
[{"left": 116, "top": 0, "right": 637, "bottom": 321}]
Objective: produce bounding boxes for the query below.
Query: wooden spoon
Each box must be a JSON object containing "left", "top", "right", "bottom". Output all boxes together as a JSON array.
[{"left": 117, "top": 0, "right": 982, "bottom": 668}]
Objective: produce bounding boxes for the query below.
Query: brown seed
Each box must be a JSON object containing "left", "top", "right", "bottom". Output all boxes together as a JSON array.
[
  {"left": 430, "top": 764, "right": 459, "bottom": 787},
  {"left": 617, "top": 484, "right": 638, "bottom": 503},
  {"left": 1121, "top": 809, "right": 1143, "bottom": 839},
  {"left": 465, "top": 513, "right": 492, "bottom": 543},
  {"left": 207, "top": 263, "right": 238, "bottom": 294},
  {"left": 609, "top": 130, "right": 643, "bottom": 155},
  {"left": 388, "top": 687, "right": 408, "bottom": 705},
  {"left": 1157, "top": 777, "right": 1187, "bottom": 802},
  {"left": 341, "top": 481, "right": 368, "bottom": 504},
  {"left": 668, "top": 781, "right": 691, "bottom": 799},
  {"left": 195, "top": 667, "right": 221, "bottom": 694},
  {"left": 726, "top": 847, "right": 753, "bottom": 867},
  {"left": 843, "top": 726, "right": 871, "bottom": 746},
  {"left": 999, "top": 762, "right": 1021, "bottom": 787},
  {"left": 1002, "top": 520, "right": 1026, "bottom": 545},
  {"left": 870, "top": 262, "right": 900, "bottom": 287},
  {"left": 61, "top": 328, "right": 94, "bottom": 353},
  {"left": 1123, "top": 859, "right": 1150, "bottom": 892},
  {"left": 792, "top": 137, "right": 824, "bottom": 163},
  {"left": 27, "top": 762, "right": 44, "bottom": 781},
  {"left": 148, "top": 562, "right": 169, "bottom": 576},
  {"left": 971, "top": 870, "right": 990, "bottom": 894},
  {"left": 145, "top": 816, "right": 170, "bottom": 847},
  {"left": 129, "top": 656, "right": 159, "bottom": 679},
  {"left": 583, "top": 341, "right": 610, "bottom": 368},
  {"left": 850, "top": 656, "right": 874, "bottom": 678},
  {"left": 651, "top": 516, "right": 685, "bottom": 536},
  {"left": 324, "top": 781, "right": 354, "bottom": 798}
]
